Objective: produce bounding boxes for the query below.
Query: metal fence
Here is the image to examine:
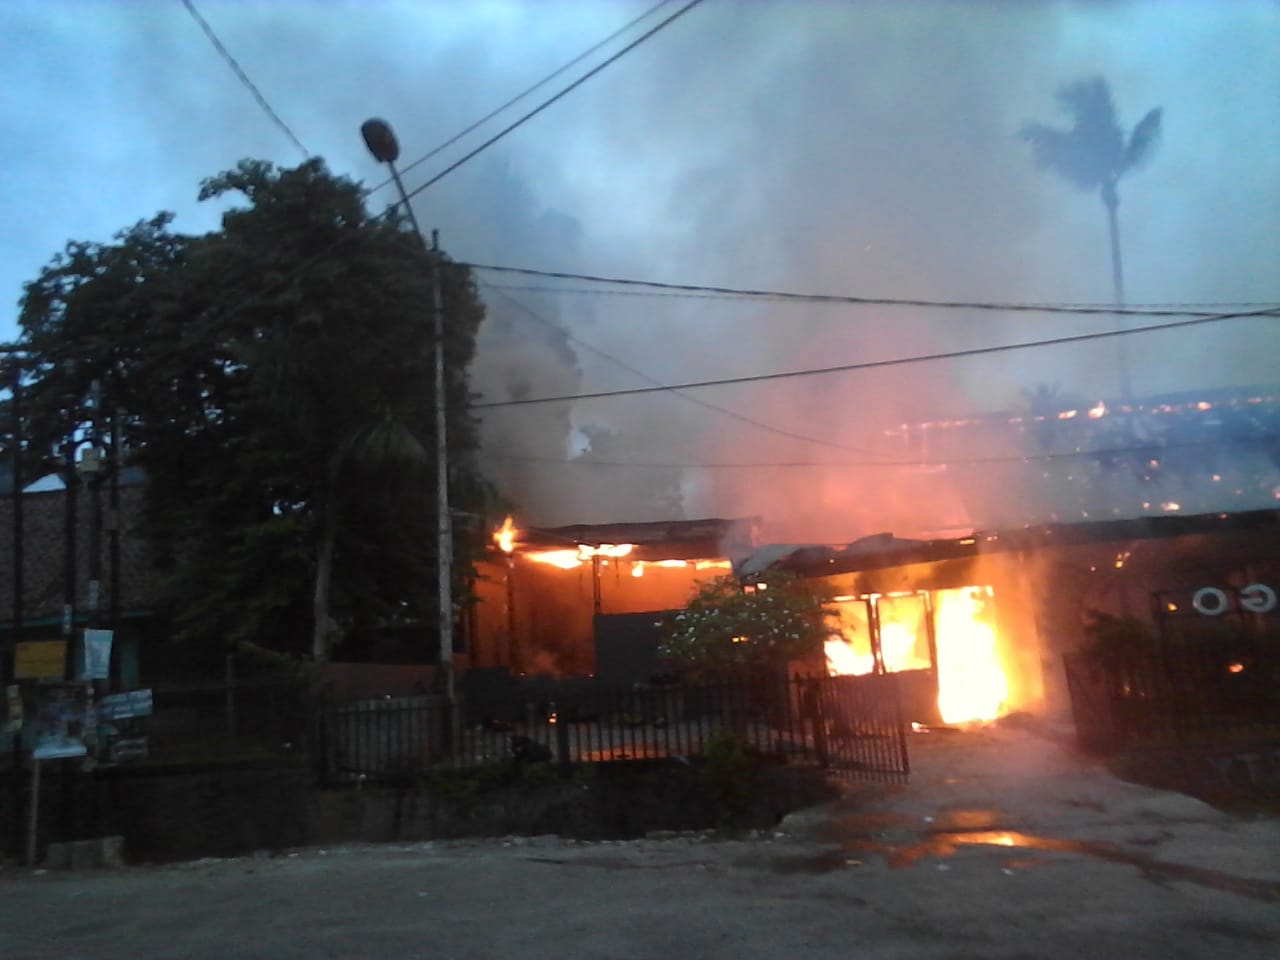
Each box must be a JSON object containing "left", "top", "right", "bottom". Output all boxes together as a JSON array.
[
  {"left": 1064, "top": 642, "right": 1280, "bottom": 752},
  {"left": 316, "top": 672, "right": 909, "bottom": 784}
]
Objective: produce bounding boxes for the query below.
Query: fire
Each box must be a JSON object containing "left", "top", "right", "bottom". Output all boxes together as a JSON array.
[
  {"left": 879, "top": 620, "right": 931, "bottom": 672},
  {"left": 934, "top": 587, "right": 1007, "bottom": 724},
  {"left": 525, "top": 541, "right": 637, "bottom": 569},
  {"left": 525, "top": 549, "right": 583, "bottom": 570},
  {"left": 493, "top": 515, "right": 517, "bottom": 554},
  {"left": 825, "top": 637, "right": 875, "bottom": 676}
]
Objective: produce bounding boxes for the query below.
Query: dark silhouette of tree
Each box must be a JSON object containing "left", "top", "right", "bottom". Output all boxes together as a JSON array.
[
  {"left": 14, "top": 160, "right": 493, "bottom": 664},
  {"left": 1021, "top": 77, "right": 1162, "bottom": 400}
]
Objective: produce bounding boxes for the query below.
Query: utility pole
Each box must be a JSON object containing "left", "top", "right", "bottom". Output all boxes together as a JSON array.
[
  {"left": 108, "top": 369, "right": 121, "bottom": 687},
  {"left": 85, "top": 379, "right": 103, "bottom": 630},
  {"left": 5, "top": 350, "right": 24, "bottom": 651},
  {"left": 360, "top": 118, "right": 455, "bottom": 707}
]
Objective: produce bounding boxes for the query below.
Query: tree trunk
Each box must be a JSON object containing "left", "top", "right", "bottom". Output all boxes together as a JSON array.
[
  {"left": 311, "top": 490, "right": 338, "bottom": 661},
  {"left": 1102, "top": 185, "right": 1133, "bottom": 403}
]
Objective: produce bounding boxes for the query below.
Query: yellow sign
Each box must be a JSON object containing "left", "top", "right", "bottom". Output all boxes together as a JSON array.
[{"left": 14, "top": 641, "right": 67, "bottom": 680}]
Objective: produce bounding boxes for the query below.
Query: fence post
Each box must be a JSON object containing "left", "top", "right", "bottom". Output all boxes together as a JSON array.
[
  {"left": 313, "top": 693, "right": 330, "bottom": 786},
  {"left": 803, "top": 677, "right": 829, "bottom": 767},
  {"left": 555, "top": 710, "right": 571, "bottom": 777}
]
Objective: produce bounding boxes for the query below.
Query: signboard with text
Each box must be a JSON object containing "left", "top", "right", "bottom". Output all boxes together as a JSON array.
[{"left": 14, "top": 641, "right": 67, "bottom": 681}]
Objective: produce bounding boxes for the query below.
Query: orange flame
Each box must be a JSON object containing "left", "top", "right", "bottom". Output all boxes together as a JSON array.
[
  {"left": 935, "top": 587, "right": 1006, "bottom": 724},
  {"left": 524, "top": 541, "right": 637, "bottom": 569},
  {"left": 824, "top": 587, "right": 1008, "bottom": 725},
  {"left": 825, "top": 638, "right": 875, "bottom": 676},
  {"left": 493, "top": 515, "right": 517, "bottom": 554}
]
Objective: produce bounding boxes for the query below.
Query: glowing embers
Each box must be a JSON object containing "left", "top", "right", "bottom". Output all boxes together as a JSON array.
[{"left": 934, "top": 587, "right": 1007, "bottom": 724}]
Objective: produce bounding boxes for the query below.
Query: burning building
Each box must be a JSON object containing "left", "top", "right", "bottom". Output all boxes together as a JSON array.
[
  {"left": 742, "top": 507, "right": 1280, "bottom": 726},
  {"left": 469, "top": 516, "right": 759, "bottom": 682}
]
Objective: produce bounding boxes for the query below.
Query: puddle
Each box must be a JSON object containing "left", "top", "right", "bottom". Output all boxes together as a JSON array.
[{"left": 772, "top": 828, "right": 1280, "bottom": 902}]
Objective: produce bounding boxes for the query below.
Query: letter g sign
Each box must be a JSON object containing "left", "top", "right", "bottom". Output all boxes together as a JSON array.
[{"left": 1240, "top": 584, "right": 1277, "bottom": 614}]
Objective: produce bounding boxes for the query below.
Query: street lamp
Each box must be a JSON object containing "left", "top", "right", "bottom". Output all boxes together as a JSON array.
[{"left": 360, "top": 118, "right": 455, "bottom": 707}]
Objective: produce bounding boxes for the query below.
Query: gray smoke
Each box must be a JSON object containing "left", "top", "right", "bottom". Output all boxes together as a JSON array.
[{"left": 3, "top": 0, "right": 1278, "bottom": 539}]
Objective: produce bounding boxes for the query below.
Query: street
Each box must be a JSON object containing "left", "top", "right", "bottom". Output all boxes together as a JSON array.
[{"left": 2, "top": 721, "right": 1278, "bottom": 960}]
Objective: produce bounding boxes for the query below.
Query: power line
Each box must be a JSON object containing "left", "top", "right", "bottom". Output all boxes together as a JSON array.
[
  {"left": 479, "top": 282, "right": 1280, "bottom": 313},
  {"left": 486, "top": 286, "right": 882, "bottom": 455},
  {"left": 368, "top": 0, "right": 678, "bottom": 196},
  {"left": 472, "top": 306, "right": 1280, "bottom": 410},
  {"left": 192, "top": 0, "right": 697, "bottom": 334},
  {"left": 484, "top": 431, "right": 1280, "bottom": 471},
  {"left": 179, "top": 0, "right": 310, "bottom": 159},
  {"left": 399, "top": 0, "right": 707, "bottom": 204},
  {"left": 467, "top": 263, "right": 1273, "bottom": 319}
]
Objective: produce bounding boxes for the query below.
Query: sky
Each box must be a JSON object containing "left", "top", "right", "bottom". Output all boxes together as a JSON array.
[{"left": 2, "top": 0, "right": 1278, "bottom": 539}]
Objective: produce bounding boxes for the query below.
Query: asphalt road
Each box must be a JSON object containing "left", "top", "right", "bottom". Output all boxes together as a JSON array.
[{"left": 2, "top": 722, "right": 1278, "bottom": 960}]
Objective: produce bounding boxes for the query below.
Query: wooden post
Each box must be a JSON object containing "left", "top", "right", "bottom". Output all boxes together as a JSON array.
[
  {"left": 25, "top": 758, "right": 40, "bottom": 866},
  {"left": 555, "top": 712, "right": 571, "bottom": 776}
]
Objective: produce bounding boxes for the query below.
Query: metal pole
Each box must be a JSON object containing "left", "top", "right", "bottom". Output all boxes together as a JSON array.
[
  {"left": 63, "top": 433, "right": 77, "bottom": 673},
  {"left": 9, "top": 356, "right": 23, "bottom": 648},
  {"left": 108, "top": 372, "right": 121, "bottom": 686},
  {"left": 385, "top": 163, "right": 453, "bottom": 705},
  {"left": 87, "top": 380, "right": 103, "bottom": 627},
  {"left": 25, "top": 757, "right": 41, "bottom": 866}
]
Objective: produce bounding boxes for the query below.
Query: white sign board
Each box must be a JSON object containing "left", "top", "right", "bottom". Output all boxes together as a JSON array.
[
  {"left": 81, "top": 629, "right": 114, "bottom": 681},
  {"left": 96, "top": 689, "right": 153, "bottom": 721}
]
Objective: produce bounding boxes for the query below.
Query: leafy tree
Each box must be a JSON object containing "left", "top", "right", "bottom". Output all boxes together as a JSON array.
[
  {"left": 12, "top": 159, "right": 494, "bottom": 663},
  {"left": 659, "top": 570, "right": 831, "bottom": 678}
]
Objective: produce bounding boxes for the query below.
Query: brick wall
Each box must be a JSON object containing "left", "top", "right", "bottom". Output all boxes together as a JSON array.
[{"left": 0, "top": 480, "right": 160, "bottom": 626}]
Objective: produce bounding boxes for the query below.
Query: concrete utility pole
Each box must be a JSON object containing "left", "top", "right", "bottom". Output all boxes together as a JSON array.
[
  {"left": 3, "top": 347, "right": 24, "bottom": 651},
  {"left": 360, "top": 118, "right": 455, "bottom": 707}
]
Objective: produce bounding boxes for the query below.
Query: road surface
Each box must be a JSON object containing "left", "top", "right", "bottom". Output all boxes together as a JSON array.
[{"left": 2, "top": 720, "right": 1277, "bottom": 959}]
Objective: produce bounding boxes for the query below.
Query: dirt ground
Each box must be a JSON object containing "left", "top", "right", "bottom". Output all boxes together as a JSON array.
[{"left": 2, "top": 720, "right": 1278, "bottom": 960}]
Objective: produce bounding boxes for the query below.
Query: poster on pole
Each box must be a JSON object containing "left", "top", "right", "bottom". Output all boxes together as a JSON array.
[
  {"left": 81, "top": 629, "right": 114, "bottom": 681},
  {"left": 30, "top": 684, "right": 90, "bottom": 760},
  {"left": 4, "top": 685, "right": 22, "bottom": 733}
]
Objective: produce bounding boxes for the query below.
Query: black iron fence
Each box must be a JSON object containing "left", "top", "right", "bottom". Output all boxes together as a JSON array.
[
  {"left": 1064, "top": 642, "right": 1280, "bottom": 752},
  {"left": 316, "top": 672, "right": 909, "bottom": 784},
  {"left": 137, "top": 680, "right": 311, "bottom": 764}
]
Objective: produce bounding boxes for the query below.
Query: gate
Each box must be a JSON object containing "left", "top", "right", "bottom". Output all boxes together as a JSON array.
[{"left": 797, "top": 672, "right": 910, "bottom": 780}]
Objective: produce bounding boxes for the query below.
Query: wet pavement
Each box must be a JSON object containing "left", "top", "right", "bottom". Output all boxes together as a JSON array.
[
  {"left": 3, "top": 719, "right": 1279, "bottom": 959},
  {"left": 773, "top": 718, "right": 1280, "bottom": 901}
]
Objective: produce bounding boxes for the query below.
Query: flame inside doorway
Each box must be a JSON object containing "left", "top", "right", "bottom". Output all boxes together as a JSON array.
[
  {"left": 824, "top": 586, "right": 1008, "bottom": 725},
  {"left": 933, "top": 587, "right": 1006, "bottom": 724}
]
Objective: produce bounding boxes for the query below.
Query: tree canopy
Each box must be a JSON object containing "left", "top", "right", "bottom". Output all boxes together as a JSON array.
[
  {"left": 1020, "top": 76, "right": 1162, "bottom": 206},
  {"left": 659, "top": 570, "right": 832, "bottom": 679},
  {"left": 10, "top": 158, "right": 497, "bottom": 663}
]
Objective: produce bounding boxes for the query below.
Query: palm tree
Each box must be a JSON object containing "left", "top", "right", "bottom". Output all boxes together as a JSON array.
[{"left": 1021, "top": 77, "right": 1162, "bottom": 401}]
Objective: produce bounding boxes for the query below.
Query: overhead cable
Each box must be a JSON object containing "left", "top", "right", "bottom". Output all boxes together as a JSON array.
[
  {"left": 487, "top": 287, "right": 882, "bottom": 455},
  {"left": 466, "top": 263, "right": 1275, "bottom": 319},
  {"left": 484, "top": 431, "right": 1280, "bottom": 471},
  {"left": 368, "top": 0, "right": 678, "bottom": 195},
  {"left": 179, "top": 0, "right": 310, "bottom": 159},
  {"left": 478, "top": 282, "right": 1280, "bottom": 313},
  {"left": 398, "top": 0, "right": 707, "bottom": 203},
  {"left": 472, "top": 307, "right": 1280, "bottom": 410}
]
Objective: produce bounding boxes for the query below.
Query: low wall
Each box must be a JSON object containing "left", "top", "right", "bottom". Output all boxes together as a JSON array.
[
  {"left": 1112, "top": 739, "right": 1280, "bottom": 809},
  {"left": 3, "top": 757, "right": 838, "bottom": 865}
]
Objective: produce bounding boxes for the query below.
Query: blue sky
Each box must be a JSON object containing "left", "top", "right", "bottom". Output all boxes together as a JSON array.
[{"left": 3, "top": 0, "right": 1278, "bottom": 533}]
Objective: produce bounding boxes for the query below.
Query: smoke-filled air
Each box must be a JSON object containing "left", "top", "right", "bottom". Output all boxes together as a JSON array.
[{"left": 3, "top": 0, "right": 1278, "bottom": 542}]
